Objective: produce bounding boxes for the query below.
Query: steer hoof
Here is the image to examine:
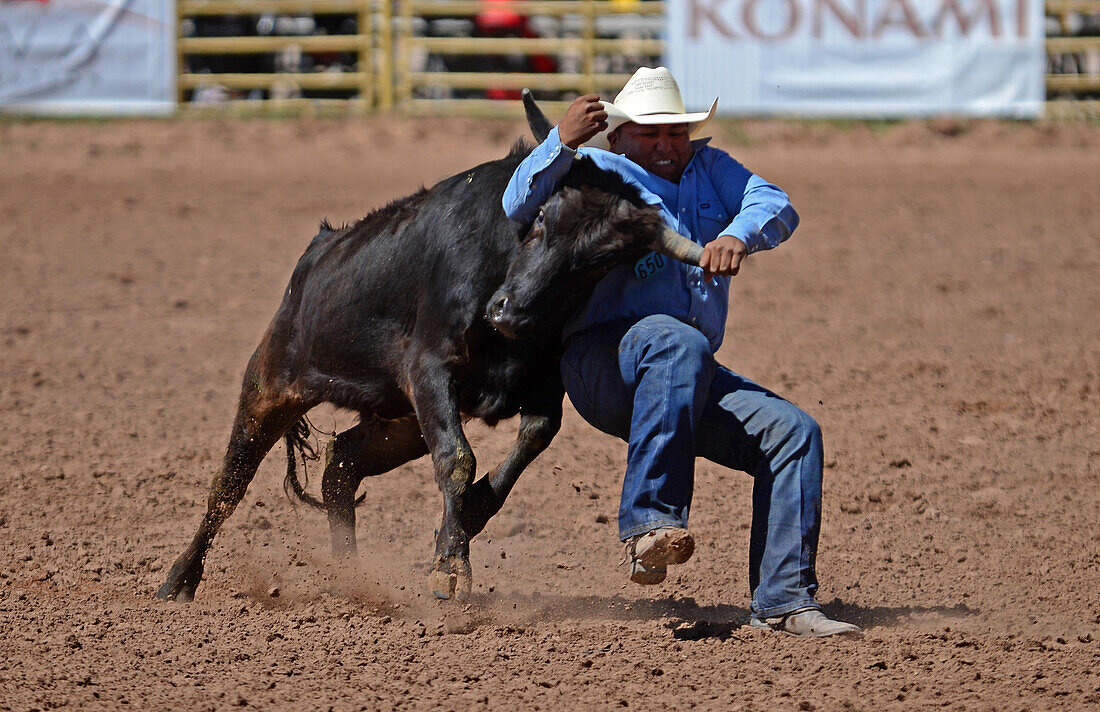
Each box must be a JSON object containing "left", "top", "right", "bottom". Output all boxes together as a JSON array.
[
  {"left": 156, "top": 580, "right": 196, "bottom": 603},
  {"left": 429, "top": 558, "right": 472, "bottom": 602},
  {"left": 156, "top": 568, "right": 199, "bottom": 603}
]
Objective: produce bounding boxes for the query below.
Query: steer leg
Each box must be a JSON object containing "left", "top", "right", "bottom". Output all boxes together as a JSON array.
[
  {"left": 321, "top": 415, "right": 428, "bottom": 558},
  {"left": 410, "top": 367, "right": 476, "bottom": 601},
  {"left": 460, "top": 392, "right": 563, "bottom": 538},
  {"left": 157, "top": 386, "right": 309, "bottom": 603}
]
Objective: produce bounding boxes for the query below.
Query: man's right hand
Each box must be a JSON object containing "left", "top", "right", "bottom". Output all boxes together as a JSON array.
[{"left": 558, "top": 94, "right": 608, "bottom": 149}]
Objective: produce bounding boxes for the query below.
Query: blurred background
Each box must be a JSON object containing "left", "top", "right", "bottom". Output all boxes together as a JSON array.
[{"left": 0, "top": 0, "right": 1097, "bottom": 119}]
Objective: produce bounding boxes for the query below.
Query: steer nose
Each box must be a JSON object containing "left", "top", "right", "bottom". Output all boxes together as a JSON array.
[{"left": 487, "top": 293, "right": 510, "bottom": 325}]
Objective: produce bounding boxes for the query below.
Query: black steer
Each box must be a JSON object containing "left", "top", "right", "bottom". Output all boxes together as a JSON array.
[{"left": 157, "top": 94, "right": 703, "bottom": 603}]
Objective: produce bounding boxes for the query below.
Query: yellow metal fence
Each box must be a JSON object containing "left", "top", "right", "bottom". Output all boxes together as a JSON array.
[
  {"left": 1045, "top": 0, "right": 1100, "bottom": 117},
  {"left": 178, "top": 0, "right": 392, "bottom": 113},
  {"left": 396, "top": 0, "right": 664, "bottom": 117},
  {"left": 176, "top": 0, "right": 1100, "bottom": 118}
]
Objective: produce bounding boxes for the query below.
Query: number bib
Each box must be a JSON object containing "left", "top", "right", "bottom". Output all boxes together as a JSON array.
[{"left": 633, "top": 252, "right": 666, "bottom": 281}]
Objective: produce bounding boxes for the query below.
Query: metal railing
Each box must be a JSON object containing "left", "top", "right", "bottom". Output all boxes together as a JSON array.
[
  {"left": 177, "top": 0, "right": 391, "bottom": 113},
  {"left": 1045, "top": 0, "right": 1100, "bottom": 117},
  {"left": 396, "top": 0, "right": 664, "bottom": 116},
  {"left": 176, "top": 0, "right": 1100, "bottom": 118}
]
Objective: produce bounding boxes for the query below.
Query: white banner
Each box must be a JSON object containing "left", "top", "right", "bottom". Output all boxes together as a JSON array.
[
  {"left": 0, "top": 0, "right": 174, "bottom": 115},
  {"left": 667, "top": 0, "right": 1046, "bottom": 117}
]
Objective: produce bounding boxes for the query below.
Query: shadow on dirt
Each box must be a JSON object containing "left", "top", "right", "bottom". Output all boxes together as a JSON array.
[
  {"left": 474, "top": 590, "right": 749, "bottom": 637},
  {"left": 493, "top": 594, "right": 983, "bottom": 640},
  {"left": 478, "top": 591, "right": 978, "bottom": 628},
  {"left": 819, "top": 598, "right": 979, "bottom": 630},
  {"left": 661, "top": 599, "right": 981, "bottom": 640}
]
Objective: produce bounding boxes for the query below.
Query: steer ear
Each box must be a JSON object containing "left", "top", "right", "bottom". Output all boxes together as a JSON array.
[
  {"left": 653, "top": 227, "right": 704, "bottom": 266},
  {"left": 522, "top": 89, "right": 553, "bottom": 143}
]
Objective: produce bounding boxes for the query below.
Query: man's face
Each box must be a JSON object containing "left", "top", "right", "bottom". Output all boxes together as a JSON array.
[{"left": 607, "top": 122, "right": 693, "bottom": 183}]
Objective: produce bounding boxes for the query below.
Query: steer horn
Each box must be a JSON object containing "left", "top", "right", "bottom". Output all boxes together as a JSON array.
[
  {"left": 522, "top": 89, "right": 553, "bottom": 143},
  {"left": 654, "top": 227, "right": 704, "bottom": 266}
]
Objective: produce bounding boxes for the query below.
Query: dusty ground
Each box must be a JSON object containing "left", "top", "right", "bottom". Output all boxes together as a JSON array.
[{"left": 1, "top": 115, "right": 1098, "bottom": 711}]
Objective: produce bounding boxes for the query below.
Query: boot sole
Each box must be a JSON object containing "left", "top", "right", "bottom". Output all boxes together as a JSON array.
[
  {"left": 637, "top": 530, "right": 695, "bottom": 568},
  {"left": 629, "top": 567, "right": 667, "bottom": 585}
]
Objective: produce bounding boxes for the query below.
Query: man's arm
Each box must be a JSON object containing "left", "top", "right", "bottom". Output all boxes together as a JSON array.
[
  {"left": 502, "top": 95, "right": 608, "bottom": 224},
  {"left": 713, "top": 151, "right": 800, "bottom": 254},
  {"left": 501, "top": 126, "right": 574, "bottom": 224},
  {"left": 700, "top": 151, "right": 800, "bottom": 279}
]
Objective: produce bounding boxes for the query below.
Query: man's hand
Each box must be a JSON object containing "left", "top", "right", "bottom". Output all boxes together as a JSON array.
[
  {"left": 699, "top": 235, "right": 748, "bottom": 281},
  {"left": 558, "top": 94, "right": 608, "bottom": 149}
]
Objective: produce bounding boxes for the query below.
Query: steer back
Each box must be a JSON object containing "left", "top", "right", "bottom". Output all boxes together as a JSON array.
[{"left": 269, "top": 147, "right": 538, "bottom": 424}]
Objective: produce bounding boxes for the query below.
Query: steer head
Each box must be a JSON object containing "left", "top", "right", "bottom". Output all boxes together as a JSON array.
[{"left": 487, "top": 93, "right": 703, "bottom": 340}]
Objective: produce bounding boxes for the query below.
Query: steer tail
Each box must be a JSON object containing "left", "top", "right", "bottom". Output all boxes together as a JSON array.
[{"left": 283, "top": 418, "right": 326, "bottom": 511}]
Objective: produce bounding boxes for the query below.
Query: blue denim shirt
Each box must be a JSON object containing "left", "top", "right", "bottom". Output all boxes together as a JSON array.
[{"left": 502, "top": 127, "right": 799, "bottom": 351}]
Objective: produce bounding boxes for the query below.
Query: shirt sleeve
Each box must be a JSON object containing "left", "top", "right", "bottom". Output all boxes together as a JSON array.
[
  {"left": 502, "top": 126, "right": 577, "bottom": 224},
  {"left": 711, "top": 151, "right": 800, "bottom": 254}
]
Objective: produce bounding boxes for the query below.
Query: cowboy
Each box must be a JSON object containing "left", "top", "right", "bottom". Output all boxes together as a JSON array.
[{"left": 502, "top": 68, "right": 860, "bottom": 637}]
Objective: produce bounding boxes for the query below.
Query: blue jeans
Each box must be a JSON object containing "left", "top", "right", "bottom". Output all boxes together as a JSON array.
[{"left": 561, "top": 315, "right": 823, "bottom": 618}]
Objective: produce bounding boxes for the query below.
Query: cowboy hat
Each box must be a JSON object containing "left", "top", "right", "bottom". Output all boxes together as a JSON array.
[{"left": 585, "top": 66, "right": 718, "bottom": 151}]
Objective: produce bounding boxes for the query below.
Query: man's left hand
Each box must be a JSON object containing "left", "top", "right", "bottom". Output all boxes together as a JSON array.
[{"left": 699, "top": 235, "right": 748, "bottom": 281}]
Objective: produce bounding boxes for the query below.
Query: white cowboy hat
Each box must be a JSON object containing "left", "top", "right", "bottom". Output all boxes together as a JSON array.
[{"left": 585, "top": 66, "right": 718, "bottom": 151}]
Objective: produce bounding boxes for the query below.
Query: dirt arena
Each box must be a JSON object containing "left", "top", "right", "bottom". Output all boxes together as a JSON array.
[{"left": 1, "top": 115, "right": 1097, "bottom": 711}]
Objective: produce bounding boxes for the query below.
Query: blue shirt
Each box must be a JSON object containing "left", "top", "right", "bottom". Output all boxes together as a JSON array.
[{"left": 502, "top": 127, "right": 799, "bottom": 351}]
